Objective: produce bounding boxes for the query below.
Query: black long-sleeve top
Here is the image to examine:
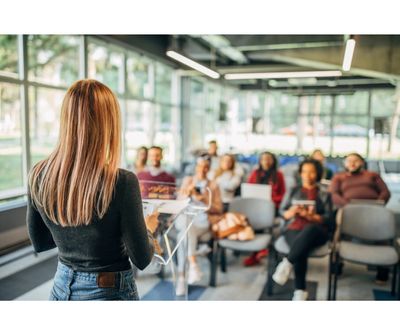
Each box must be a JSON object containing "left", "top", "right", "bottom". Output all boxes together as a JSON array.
[{"left": 27, "top": 169, "right": 154, "bottom": 272}]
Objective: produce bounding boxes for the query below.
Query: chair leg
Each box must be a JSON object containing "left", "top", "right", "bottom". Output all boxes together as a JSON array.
[
  {"left": 397, "top": 263, "right": 400, "bottom": 300},
  {"left": 220, "top": 248, "right": 227, "bottom": 273},
  {"left": 391, "top": 264, "right": 397, "bottom": 296},
  {"left": 327, "top": 252, "right": 333, "bottom": 300},
  {"left": 209, "top": 240, "right": 219, "bottom": 287},
  {"left": 332, "top": 253, "right": 339, "bottom": 301},
  {"left": 266, "top": 247, "right": 276, "bottom": 296}
]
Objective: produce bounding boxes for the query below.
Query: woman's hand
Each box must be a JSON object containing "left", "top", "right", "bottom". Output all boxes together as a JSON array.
[
  {"left": 145, "top": 211, "right": 160, "bottom": 234},
  {"left": 283, "top": 205, "right": 299, "bottom": 220}
]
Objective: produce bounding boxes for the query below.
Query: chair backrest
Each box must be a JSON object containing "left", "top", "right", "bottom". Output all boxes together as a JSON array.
[
  {"left": 228, "top": 197, "right": 275, "bottom": 230},
  {"left": 340, "top": 204, "right": 395, "bottom": 242}
]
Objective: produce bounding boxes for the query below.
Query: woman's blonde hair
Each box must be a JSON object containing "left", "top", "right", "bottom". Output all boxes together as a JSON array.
[
  {"left": 214, "top": 154, "right": 236, "bottom": 179},
  {"left": 28, "top": 79, "right": 121, "bottom": 227}
]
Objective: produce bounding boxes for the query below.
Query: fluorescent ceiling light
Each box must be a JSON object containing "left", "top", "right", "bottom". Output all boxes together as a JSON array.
[
  {"left": 166, "top": 50, "right": 220, "bottom": 79},
  {"left": 224, "top": 70, "right": 342, "bottom": 80},
  {"left": 342, "top": 39, "right": 356, "bottom": 71}
]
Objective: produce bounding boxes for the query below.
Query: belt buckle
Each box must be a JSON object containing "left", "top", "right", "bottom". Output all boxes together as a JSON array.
[{"left": 97, "top": 272, "right": 116, "bottom": 288}]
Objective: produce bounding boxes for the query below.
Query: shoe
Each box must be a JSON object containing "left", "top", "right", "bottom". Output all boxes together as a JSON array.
[
  {"left": 188, "top": 263, "right": 203, "bottom": 284},
  {"left": 255, "top": 249, "right": 269, "bottom": 261},
  {"left": 243, "top": 253, "right": 260, "bottom": 267},
  {"left": 292, "top": 289, "right": 308, "bottom": 301},
  {"left": 175, "top": 277, "right": 186, "bottom": 296},
  {"left": 195, "top": 244, "right": 212, "bottom": 256},
  {"left": 272, "top": 257, "right": 293, "bottom": 286}
]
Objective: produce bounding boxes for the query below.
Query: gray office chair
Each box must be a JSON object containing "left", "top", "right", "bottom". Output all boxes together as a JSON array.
[
  {"left": 266, "top": 228, "right": 332, "bottom": 298},
  {"left": 330, "top": 204, "right": 400, "bottom": 300},
  {"left": 209, "top": 197, "right": 276, "bottom": 287}
]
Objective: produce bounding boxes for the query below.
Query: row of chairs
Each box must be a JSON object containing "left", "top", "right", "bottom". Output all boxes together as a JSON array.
[{"left": 208, "top": 198, "right": 400, "bottom": 300}]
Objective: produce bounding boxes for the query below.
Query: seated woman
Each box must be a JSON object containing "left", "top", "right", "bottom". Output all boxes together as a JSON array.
[
  {"left": 244, "top": 151, "right": 286, "bottom": 266},
  {"left": 175, "top": 156, "right": 223, "bottom": 295},
  {"left": 213, "top": 154, "right": 242, "bottom": 212},
  {"left": 272, "top": 158, "right": 332, "bottom": 301}
]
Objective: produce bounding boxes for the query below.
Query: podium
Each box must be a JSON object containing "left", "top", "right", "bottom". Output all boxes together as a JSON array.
[{"left": 139, "top": 180, "right": 212, "bottom": 300}]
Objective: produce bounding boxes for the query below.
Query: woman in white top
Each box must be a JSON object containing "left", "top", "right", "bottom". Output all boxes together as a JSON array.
[{"left": 214, "top": 154, "right": 242, "bottom": 212}]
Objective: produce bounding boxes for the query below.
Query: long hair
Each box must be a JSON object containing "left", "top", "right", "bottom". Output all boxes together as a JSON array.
[
  {"left": 214, "top": 154, "right": 236, "bottom": 179},
  {"left": 256, "top": 151, "right": 278, "bottom": 184},
  {"left": 28, "top": 79, "right": 121, "bottom": 227}
]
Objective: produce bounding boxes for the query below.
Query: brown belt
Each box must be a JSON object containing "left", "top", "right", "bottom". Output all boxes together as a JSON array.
[{"left": 96, "top": 272, "right": 117, "bottom": 288}]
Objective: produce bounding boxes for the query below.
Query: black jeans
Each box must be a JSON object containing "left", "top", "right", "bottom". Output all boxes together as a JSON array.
[{"left": 284, "top": 225, "right": 328, "bottom": 290}]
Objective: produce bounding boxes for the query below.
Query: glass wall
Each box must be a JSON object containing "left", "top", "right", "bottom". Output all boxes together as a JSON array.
[{"left": 0, "top": 35, "right": 180, "bottom": 207}]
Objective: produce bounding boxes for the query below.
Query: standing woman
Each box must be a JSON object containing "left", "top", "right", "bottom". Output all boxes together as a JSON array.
[
  {"left": 27, "top": 79, "right": 158, "bottom": 301},
  {"left": 214, "top": 154, "right": 242, "bottom": 212},
  {"left": 243, "top": 151, "right": 286, "bottom": 266}
]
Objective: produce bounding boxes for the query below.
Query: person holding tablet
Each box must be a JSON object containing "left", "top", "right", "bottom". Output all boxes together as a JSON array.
[
  {"left": 27, "top": 79, "right": 158, "bottom": 301},
  {"left": 272, "top": 158, "right": 332, "bottom": 300}
]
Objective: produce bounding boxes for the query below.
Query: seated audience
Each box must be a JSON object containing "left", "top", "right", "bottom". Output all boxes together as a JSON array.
[
  {"left": 310, "top": 149, "right": 334, "bottom": 180},
  {"left": 137, "top": 146, "right": 175, "bottom": 182},
  {"left": 213, "top": 154, "right": 242, "bottom": 212},
  {"left": 330, "top": 152, "right": 391, "bottom": 283},
  {"left": 133, "top": 146, "right": 148, "bottom": 174},
  {"left": 272, "top": 158, "right": 332, "bottom": 300},
  {"left": 175, "top": 156, "right": 223, "bottom": 295},
  {"left": 207, "top": 140, "right": 221, "bottom": 175},
  {"left": 244, "top": 151, "right": 286, "bottom": 266}
]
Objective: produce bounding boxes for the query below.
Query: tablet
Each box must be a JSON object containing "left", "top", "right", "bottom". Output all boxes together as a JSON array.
[
  {"left": 240, "top": 183, "right": 272, "bottom": 200},
  {"left": 292, "top": 200, "right": 316, "bottom": 207}
]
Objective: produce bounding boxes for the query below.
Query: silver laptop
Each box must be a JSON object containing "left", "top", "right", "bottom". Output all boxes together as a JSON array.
[{"left": 241, "top": 183, "right": 272, "bottom": 201}]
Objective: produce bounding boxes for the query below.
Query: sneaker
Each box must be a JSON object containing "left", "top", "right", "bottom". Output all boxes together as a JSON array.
[
  {"left": 272, "top": 257, "right": 293, "bottom": 286},
  {"left": 188, "top": 263, "right": 203, "bottom": 284},
  {"left": 292, "top": 289, "right": 308, "bottom": 301},
  {"left": 175, "top": 276, "right": 186, "bottom": 296},
  {"left": 195, "top": 244, "right": 212, "bottom": 256},
  {"left": 255, "top": 249, "right": 269, "bottom": 261},
  {"left": 243, "top": 253, "right": 260, "bottom": 267}
]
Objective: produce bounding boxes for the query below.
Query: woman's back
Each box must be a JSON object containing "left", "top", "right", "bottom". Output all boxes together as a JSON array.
[{"left": 28, "top": 168, "right": 154, "bottom": 272}]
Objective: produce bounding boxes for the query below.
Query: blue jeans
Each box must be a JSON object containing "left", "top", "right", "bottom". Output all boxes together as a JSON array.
[{"left": 49, "top": 262, "right": 139, "bottom": 301}]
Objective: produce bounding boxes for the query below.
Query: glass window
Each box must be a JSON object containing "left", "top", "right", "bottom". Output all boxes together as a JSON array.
[
  {"left": 369, "top": 89, "right": 400, "bottom": 159},
  {"left": 0, "top": 83, "right": 23, "bottom": 193},
  {"left": 28, "top": 35, "right": 80, "bottom": 86},
  {"left": 332, "top": 114, "right": 369, "bottom": 157},
  {"left": 88, "top": 42, "right": 124, "bottom": 95},
  {"left": 335, "top": 91, "right": 368, "bottom": 115},
  {"left": 0, "top": 35, "right": 18, "bottom": 77},
  {"left": 155, "top": 62, "right": 173, "bottom": 104},
  {"left": 124, "top": 100, "right": 154, "bottom": 167},
  {"left": 29, "top": 87, "right": 65, "bottom": 166},
  {"left": 126, "top": 53, "right": 154, "bottom": 99},
  {"left": 297, "top": 95, "right": 332, "bottom": 154}
]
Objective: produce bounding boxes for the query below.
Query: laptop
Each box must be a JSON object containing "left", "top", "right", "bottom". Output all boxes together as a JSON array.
[{"left": 240, "top": 183, "right": 272, "bottom": 201}]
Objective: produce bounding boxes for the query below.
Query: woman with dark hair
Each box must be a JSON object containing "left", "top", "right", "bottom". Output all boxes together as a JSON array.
[
  {"left": 244, "top": 152, "right": 286, "bottom": 266},
  {"left": 272, "top": 158, "right": 332, "bottom": 300}
]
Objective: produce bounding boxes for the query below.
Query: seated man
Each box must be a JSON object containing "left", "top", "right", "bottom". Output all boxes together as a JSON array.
[
  {"left": 330, "top": 152, "right": 391, "bottom": 283},
  {"left": 175, "top": 156, "right": 223, "bottom": 295}
]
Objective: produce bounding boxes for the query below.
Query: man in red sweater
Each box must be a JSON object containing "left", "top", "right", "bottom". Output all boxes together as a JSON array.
[
  {"left": 329, "top": 152, "right": 391, "bottom": 283},
  {"left": 137, "top": 146, "right": 176, "bottom": 199},
  {"left": 330, "top": 153, "right": 390, "bottom": 207}
]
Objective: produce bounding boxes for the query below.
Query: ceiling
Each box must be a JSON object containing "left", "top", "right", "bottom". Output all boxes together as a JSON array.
[{"left": 106, "top": 35, "right": 400, "bottom": 93}]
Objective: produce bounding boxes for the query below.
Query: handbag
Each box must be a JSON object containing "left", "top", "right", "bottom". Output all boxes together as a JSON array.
[{"left": 212, "top": 212, "right": 255, "bottom": 241}]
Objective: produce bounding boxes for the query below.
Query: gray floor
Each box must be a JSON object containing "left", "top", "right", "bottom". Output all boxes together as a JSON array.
[{"left": 0, "top": 245, "right": 396, "bottom": 301}]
